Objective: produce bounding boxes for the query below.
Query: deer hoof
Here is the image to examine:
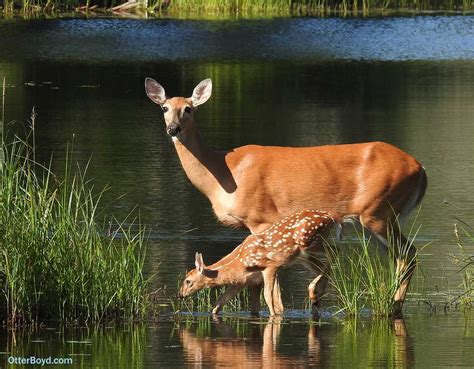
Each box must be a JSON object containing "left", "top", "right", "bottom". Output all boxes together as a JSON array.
[{"left": 393, "top": 301, "right": 404, "bottom": 319}]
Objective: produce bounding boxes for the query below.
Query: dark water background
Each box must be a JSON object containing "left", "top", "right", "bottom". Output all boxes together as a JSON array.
[{"left": 0, "top": 15, "right": 474, "bottom": 368}]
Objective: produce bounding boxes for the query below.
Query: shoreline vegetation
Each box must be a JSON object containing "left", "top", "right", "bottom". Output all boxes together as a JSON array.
[
  {"left": 0, "top": 0, "right": 473, "bottom": 18},
  {"left": 0, "top": 115, "right": 150, "bottom": 327}
]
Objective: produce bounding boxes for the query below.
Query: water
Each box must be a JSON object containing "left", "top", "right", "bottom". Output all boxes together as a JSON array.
[{"left": 1, "top": 15, "right": 474, "bottom": 368}]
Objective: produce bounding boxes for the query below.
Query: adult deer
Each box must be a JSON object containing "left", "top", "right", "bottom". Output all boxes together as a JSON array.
[
  {"left": 145, "top": 78, "right": 427, "bottom": 316},
  {"left": 179, "top": 210, "right": 336, "bottom": 316}
]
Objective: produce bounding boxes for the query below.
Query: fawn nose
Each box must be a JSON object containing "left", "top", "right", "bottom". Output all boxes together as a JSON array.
[{"left": 167, "top": 124, "right": 181, "bottom": 137}]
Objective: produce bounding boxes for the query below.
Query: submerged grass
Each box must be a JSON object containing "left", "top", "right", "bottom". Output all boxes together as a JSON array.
[{"left": 0, "top": 133, "right": 150, "bottom": 326}]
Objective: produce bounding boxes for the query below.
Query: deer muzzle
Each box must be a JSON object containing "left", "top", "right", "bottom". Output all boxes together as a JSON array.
[{"left": 167, "top": 123, "right": 181, "bottom": 137}]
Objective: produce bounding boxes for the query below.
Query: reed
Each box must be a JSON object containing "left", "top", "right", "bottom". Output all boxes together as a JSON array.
[
  {"left": 325, "top": 241, "right": 366, "bottom": 317},
  {"left": 451, "top": 222, "right": 473, "bottom": 307},
  {"left": 1, "top": 0, "right": 473, "bottom": 16},
  {"left": 0, "top": 129, "right": 150, "bottom": 326},
  {"left": 326, "top": 218, "right": 425, "bottom": 317},
  {"left": 172, "top": 284, "right": 253, "bottom": 314}
]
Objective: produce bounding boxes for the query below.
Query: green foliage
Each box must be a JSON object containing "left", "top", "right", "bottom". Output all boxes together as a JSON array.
[
  {"left": 1, "top": 0, "right": 473, "bottom": 16},
  {"left": 326, "top": 221, "right": 425, "bottom": 317},
  {"left": 0, "top": 137, "right": 150, "bottom": 326},
  {"left": 171, "top": 285, "right": 253, "bottom": 314},
  {"left": 451, "top": 222, "right": 474, "bottom": 307}
]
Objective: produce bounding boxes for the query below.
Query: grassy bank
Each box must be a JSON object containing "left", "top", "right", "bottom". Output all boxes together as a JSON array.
[
  {"left": 1, "top": 0, "right": 473, "bottom": 17},
  {"left": 0, "top": 134, "right": 150, "bottom": 326}
]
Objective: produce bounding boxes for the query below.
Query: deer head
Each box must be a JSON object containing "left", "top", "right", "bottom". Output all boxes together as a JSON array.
[
  {"left": 178, "top": 252, "right": 218, "bottom": 298},
  {"left": 144, "top": 78, "right": 212, "bottom": 139}
]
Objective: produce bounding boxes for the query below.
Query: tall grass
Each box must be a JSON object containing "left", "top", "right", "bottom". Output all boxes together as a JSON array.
[
  {"left": 171, "top": 285, "right": 252, "bottom": 314},
  {"left": 1, "top": 0, "right": 473, "bottom": 16},
  {"left": 326, "top": 220, "right": 425, "bottom": 317},
  {"left": 0, "top": 134, "right": 150, "bottom": 326},
  {"left": 326, "top": 243, "right": 366, "bottom": 316},
  {"left": 451, "top": 222, "right": 473, "bottom": 307},
  {"left": 156, "top": 0, "right": 474, "bottom": 14}
]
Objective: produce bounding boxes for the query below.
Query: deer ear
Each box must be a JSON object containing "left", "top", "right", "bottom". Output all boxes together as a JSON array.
[
  {"left": 145, "top": 78, "right": 167, "bottom": 106},
  {"left": 191, "top": 79, "right": 212, "bottom": 107},
  {"left": 195, "top": 252, "right": 206, "bottom": 274}
]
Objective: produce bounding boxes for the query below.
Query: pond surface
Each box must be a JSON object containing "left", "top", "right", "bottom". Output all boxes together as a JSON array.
[
  {"left": 1, "top": 313, "right": 473, "bottom": 368},
  {"left": 1, "top": 15, "right": 474, "bottom": 368}
]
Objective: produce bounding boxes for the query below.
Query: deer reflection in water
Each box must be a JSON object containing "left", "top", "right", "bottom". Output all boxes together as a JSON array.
[
  {"left": 179, "top": 316, "right": 324, "bottom": 368},
  {"left": 177, "top": 317, "right": 414, "bottom": 368}
]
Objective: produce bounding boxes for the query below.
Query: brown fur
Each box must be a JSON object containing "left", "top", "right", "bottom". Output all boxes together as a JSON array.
[
  {"left": 146, "top": 78, "right": 427, "bottom": 315},
  {"left": 178, "top": 210, "right": 336, "bottom": 316}
]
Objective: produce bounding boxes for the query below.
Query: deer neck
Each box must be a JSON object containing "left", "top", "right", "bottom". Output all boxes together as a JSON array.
[
  {"left": 172, "top": 127, "right": 236, "bottom": 198},
  {"left": 205, "top": 246, "right": 248, "bottom": 287}
]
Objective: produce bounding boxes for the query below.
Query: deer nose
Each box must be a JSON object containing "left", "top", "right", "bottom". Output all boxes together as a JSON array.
[
  {"left": 177, "top": 292, "right": 185, "bottom": 300},
  {"left": 167, "top": 124, "right": 181, "bottom": 137}
]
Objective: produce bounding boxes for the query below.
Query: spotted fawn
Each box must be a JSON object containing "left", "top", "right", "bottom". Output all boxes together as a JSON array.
[{"left": 178, "top": 209, "right": 338, "bottom": 316}]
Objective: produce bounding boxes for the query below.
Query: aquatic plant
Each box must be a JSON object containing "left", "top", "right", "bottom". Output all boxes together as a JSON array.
[
  {"left": 0, "top": 130, "right": 150, "bottom": 326},
  {"left": 325, "top": 241, "right": 366, "bottom": 317},
  {"left": 171, "top": 283, "right": 253, "bottom": 314},
  {"left": 450, "top": 222, "right": 474, "bottom": 307},
  {"left": 1, "top": 0, "right": 473, "bottom": 17},
  {"left": 327, "top": 218, "right": 426, "bottom": 317}
]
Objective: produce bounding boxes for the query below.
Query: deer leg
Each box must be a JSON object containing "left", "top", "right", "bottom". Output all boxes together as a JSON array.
[
  {"left": 393, "top": 240, "right": 417, "bottom": 317},
  {"left": 304, "top": 254, "right": 330, "bottom": 316},
  {"left": 262, "top": 268, "right": 282, "bottom": 316},
  {"left": 360, "top": 215, "right": 417, "bottom": 317},
  {"left": 212, "top": 285, "right": 242, "bottom": 315},
  {"left": 272, "top": 275, "right": 284, "bottom": 315},
  {"left": 250, "top": 284, "right": 262, "bottom": 317}
]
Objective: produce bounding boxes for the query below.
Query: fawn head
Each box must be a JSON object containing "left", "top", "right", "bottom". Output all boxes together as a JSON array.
[
  {"left": 178, "top": 252, "right": 217, "bottom": 298},
  {"left": 144, "top": 78, "right": 212, "bottom": 138}
]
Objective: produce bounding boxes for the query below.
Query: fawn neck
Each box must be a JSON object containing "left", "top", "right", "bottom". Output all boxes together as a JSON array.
[
  {"left": 173, "top": 124, "right": 237, "bottom": 198},
  {"left": 205, "top": 245, "right": 250, "bottom": 287}
]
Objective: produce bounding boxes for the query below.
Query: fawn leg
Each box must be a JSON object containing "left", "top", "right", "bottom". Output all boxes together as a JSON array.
[
  {"left": 212, "top": 285, "right": 242, "bottom": 315},
  {"left": 250, "top": 284, "right": 262, "bottom": 316},
  {"left": 303, "top": 253, "right": 330, "bottom": 315},
  {"left": 262, "top": 268, "right": 282, "bottom": 316},
  {"left": 272, "top": 276, "right": 284, "bottom": 315}
]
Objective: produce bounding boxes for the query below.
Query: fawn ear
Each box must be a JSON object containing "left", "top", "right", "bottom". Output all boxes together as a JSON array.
[
  {"left": 195, "top": 252, "right": 206, "bottom": 274},
  {"left": 191, "top": 79, "right": 212, "bottom": 107},
  {"left": 145, "top": 78, "right": 167, "bottom": 106}
]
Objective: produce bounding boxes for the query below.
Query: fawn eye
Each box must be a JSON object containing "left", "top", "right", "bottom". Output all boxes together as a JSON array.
[
  {"left": 184, "top": 106, "right": 191, "bottom": 114},
  {"left": 186, "top": 280, "right": 192, "bottom": 286},
  {"left": 162, "top": 106, "right": 169, "bottom": 113}
]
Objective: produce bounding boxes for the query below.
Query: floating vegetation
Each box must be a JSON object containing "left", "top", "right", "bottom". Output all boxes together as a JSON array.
[{"left": 0, "top": 120, "right": 150, "bottom": 326}]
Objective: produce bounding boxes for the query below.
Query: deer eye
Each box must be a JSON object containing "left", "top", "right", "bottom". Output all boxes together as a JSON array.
[
  {"left": 184, "top": 106, "right": 191, "bottom": 114},
  {"left": 186, "top": 280, "right": 192, "bottom": 286},
  {"left": 162, "top": 106, "right": 169, "bottom": 113}
]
